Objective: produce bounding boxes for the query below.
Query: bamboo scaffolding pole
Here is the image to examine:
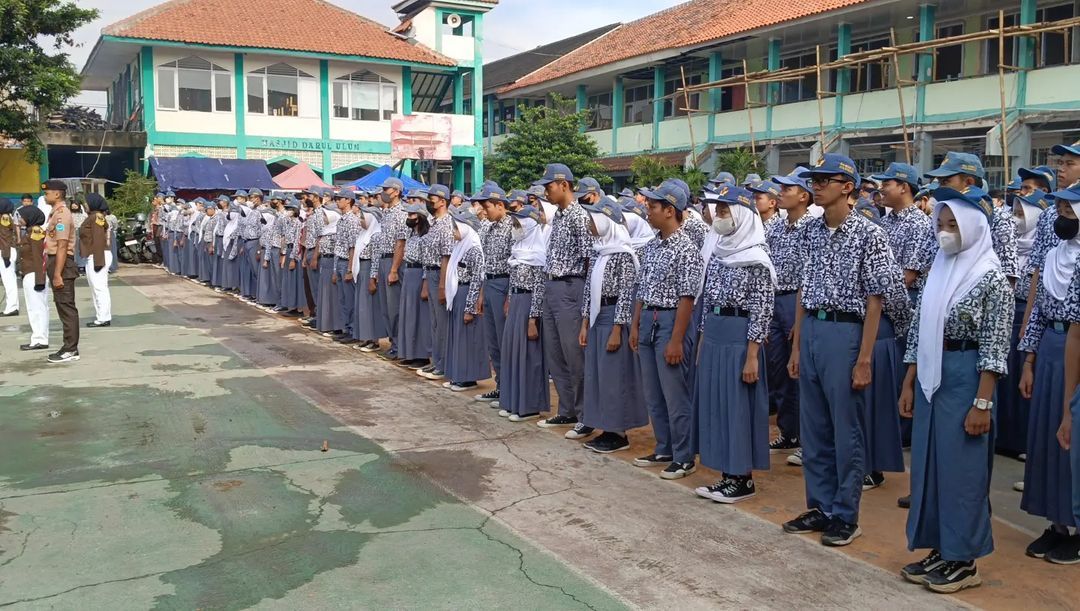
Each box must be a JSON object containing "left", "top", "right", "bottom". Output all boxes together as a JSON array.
[
  {"left": 889, "top": 28, "right": 912, "bottom": 164},
  {"left": 815, "top": 44, "right": 826, "bottom": 153},
  {"left": 997, "top": 9, "right": 1011, "bottom": 179},
  {"left": 742, "top": 59, "right": 756, "bottom": 154},
  {"left": 680, "top": 65, "right": 698, "bottom": 168}
]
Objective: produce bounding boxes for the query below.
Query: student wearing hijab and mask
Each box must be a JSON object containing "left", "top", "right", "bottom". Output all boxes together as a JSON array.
[
  {"left": 220, "top": 192, "right": 244, "bottom": 295},
  {"left": 199, "top": 198, "right": 218, "bottom": 285},
  {"left": 16, "top": 205, "right": 49, "bottom": 350},
  {"left": 256, "top": 202, "right": 280, "bottom": 311},
  {"left": 411, "top": 184, "right": 453, "bottom": 375},
  {"left": 694, "top": 185, "right": 775, "bottom": 502},
  {"left": 499, "top": 205, "right": 549, "bottom": 420},
  {"left": 441, "top": 207, "right": 489, "bottom": 392},
  {"left": 1015, "top": 186, "right": 1080, "bottom": 562},
  {"left": 619, "top": 196, "right": 655, "bottom": 259},
  {"left": 315, "top": 202, "right": 342, "bottom": 335},
  {"left": 897, "top": 188, "right": 1013, "bottom": 593},
  {"left": 297, "top": 187, "right": 325, "bottom": 326},
  {"left": 274, "top": 197, "right": 305, "bottom": 316},
  {"left": 577, "top": 196, "right": 646, "bottom": 453},
  {"left": 352, "top": 204, "right": 386, "bottom": 351},
  {"left": 1054, "top": 181, "right": 1080, "bottom": 566},
  {"left": 80, "top": 193, "right": 112, "bottom": 328},
  {"left": 0, "top": 197, "right": 19, "bottom": 317},
  {"left": 397, "top": 198, "right": 432, "bottom": 368}
]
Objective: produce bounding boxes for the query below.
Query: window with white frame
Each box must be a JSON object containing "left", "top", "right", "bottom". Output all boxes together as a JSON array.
[
  {"left": 663, "top": 73, "right": 703, "bottom": 118},
  {"left": 332, "top": 70, "right": 398, "bottom": 121},
  {"left": 586, "top": 92, "right": 612, "bottom": 131},
  {"left": 157, "top": 57, "right": 231, "bottom": 113},
  {"left": 623, "top": 84, "right": 654, "bottom": 125},
  {"left": 779, "top": 52, "right": 817, "bottom": 103},
  {"left": 247, "top": 63, "right": 317, "bottom": 117}
]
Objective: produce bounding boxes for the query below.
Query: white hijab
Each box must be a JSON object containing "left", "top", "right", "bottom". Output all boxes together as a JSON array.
[
  {"left": 320, "top": 208, "right": 341, "bottom": 236},
  {"left": 1042, "top": 201, "right": 1080, "bottom": 301},
  {"left": 1014, "top": 198, "right": 1044, "bottom": 272},
  {"left": 222, "top": 207, "right": 240, "bottom": 251},
  {"left": 714, "top": 204, "right": 777, "bottom": 286},
  {"left": 350, "top": 210, "right": 382, "bottom": 274},
  {"left": 918, "top": 200, "right": 1001, "bottom": 401},
  {"left": 623, "top": 212, "right": 656, "bottom": 250},
  {"left": 508, "top": 217, "right": 547, "bottom": 268},
  {"left": 587, "top": 213, "right": 638, "bottom": 327},
  {"left": 445, "top": 222, "right": 481, "bottom": 311}
]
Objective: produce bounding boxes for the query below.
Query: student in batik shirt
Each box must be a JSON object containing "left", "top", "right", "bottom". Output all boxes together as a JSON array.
[
  {"left": 442, "top": 207, "right": 488, "bottom": 392},
  {"left": 396, "top": 200, "right": 432, "bottom": 368},
  {"left": 1056, "top": 181, "right": 1080, "bottom": 567},
  {"left": 747, "top": 179, "right": 783, "bottom": 240},
  {"left": 330, "top": 190, "right": 362, "bottom": 343},
  {"left": 898, "top": 188, "right": 1013, "bottom": 594},
  {"left": 872, "top": 162, "right": 935, "bottom": 300}
]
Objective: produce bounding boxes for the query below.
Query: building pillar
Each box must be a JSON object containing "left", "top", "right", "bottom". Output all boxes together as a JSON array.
[
  {"left": 319, "top": 59, "right": 330, "bottom": 181},
  {"left": 915, "top": 4, "right": 936, "bottom": 124},
  {"left": 914, "top": 131, "right": 934, "bottom": 175},
  {"left": 652, "top": 65, "right": 664, "bottom": 150},
  {"left": 453, "top": 158, "right": 466, "bottom": 188},
  {"left": 707, "top": 51, "right": 722, "bottom": 144},
  {"left": 764, "top": 145, "right": 780, "bottom": 175},
  {"left": 1017, "top": 0, "right": 1037, "bottom": 111},
  {"left": 471, "top": 13, "right": 485, "bottom": 189},
  {"left": 576, "top": 84, "right": 587, "bottom": 133},
  {"left": 235, "top": 54, "right": 247, "bottom": 159},
  {"left": 402, "top": 67, "right": 413, "bottom": 115},
  {"left": 139, "top": 46, "right": 156, "bottom": 153},
  {"left": 612, "top": 76, "right": 624, "bottom": 154},
  {"left": 453, "top": 69, "right": 465, "bottom": 115},
  {"left": 485, "top": 96, "right": 495, "bottom": 153},
  {"left": 833, "top": 23, "right": 852, "bottom": 138}
]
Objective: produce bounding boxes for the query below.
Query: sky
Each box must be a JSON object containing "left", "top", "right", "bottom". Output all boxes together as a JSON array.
[{"left": 67, "top": 0, "right": 686, "bottom": 110}]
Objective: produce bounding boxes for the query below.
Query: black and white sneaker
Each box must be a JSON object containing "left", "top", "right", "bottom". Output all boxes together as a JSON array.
[
  {"left": 537, "top": 415, "right": 577, "bottom": 428},
  {"left": 1027, "top": 527, "right": 1069, "bottom": 559},
  {"left": 632, "top": 453, "right": 673, "bottom": 467},
  {"left": 901, "top": 550, "right": 945, "bottom": 584},
  {"left": 769, "top": 435, "right": 800, "bottom": 453},
  {"left": 564, "top": 423, "right": 595, "bottom": 440},
  {"left": 897, "top": 495, "right": 911, "bottom": 509},
  {"left": 1046, "top": 535, "right": 1080, "bottom": 565},
  {"left": 583, "top": 432, "right": 629, "bottom": 454},
  {"left": 924, "top": 560, "right": 981, "bottom": 593},
  {"left": 699, "top": 477, "right": 756, "bottom": 503},
  {"left": 660, "top": 461, "right": 696, "bottom": 480},
  {"left": 474, "top": 389, "right": 499, "bottom": 402},
  {"left": 86, "top": 320, "right": 112, "bottom": 328},
  {"left": 786, "top": 448, "right": 803, "bottom": 466},
  {"left": 783, "top": 508, "right": 831, "bottom": 534},
  {"left": 20, "top": 343, "right": 49, "bottom": 351},
  {"left": 417, "top": 364, "right": 436, "bottom": 376},
  {"left": 47, "top": 350, "right": 80, "bottom": 364},
  {"left": 821, "top": 518, "right": 862, "bottom": 546},
  {"left": 360, "top": 342, "right": 381, "bottom": 353},
  {"left": 863, "top": 471, "right": 885, "bottom": 490},
  {"left": 508, "top": 413, "right": 539, "bottom": 422}
]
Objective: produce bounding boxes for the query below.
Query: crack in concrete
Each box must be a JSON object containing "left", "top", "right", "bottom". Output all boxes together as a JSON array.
[{"left": 0, "top": 521, "right": 38, "bottom": 570}]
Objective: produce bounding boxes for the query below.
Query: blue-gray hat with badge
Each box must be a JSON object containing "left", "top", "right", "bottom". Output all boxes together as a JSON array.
[
  {"left": 449, "top": 206, "right": 483, "bottom": 231},
  {"left": 619, "top": 188, "right": 635, "bottom": 198},
  {"left": 916, "top": 180, "right": 939, "bottom": 199},
  {"left": 854, "top": 198, "right": 882, "bottom": 224},
  {"left": 216, "top": 194, "right": 230, "bottom": 203},
  {"left": 1050, "top": 180, "right": 1080, "bottom": 202},
  {"left": 233, "top": 189, "right": 248, "bottom": 197},
  {"left": 533, "top": 163, "right": 575, "bottom": 186},
  {"left": 507, "top": 189, "right": 528, "bottom": 206},
  {"left": 335, "top": 189, "right": 357, "bottom": 202},
  {"left": 741, "top": 173, "right": 762, "bottom": 186},
  {"left": 509, "top": 204, "right": 544, "bottom": 224},
  {"left": 925, "top": 151, "right": 985, "bottom": 179},
  {"left": 1052, "top": 138, "right": 1080, "bottom": 157},
  {"left": 773, "top": 166, "right": 813, "bottom": 192},
  {"left": 381, "top": 177, "right": 404, "bottom": 191},
  {"left": 405, "top": 188, "right": 429, "bottom": 201},
  {"left": 1016, "top": 189, "right": 1052, "bottom": 211},
  {"left": 581, "top": 194, "right": 625, "bottom": 224},
  {"left": 1017, "top": 165, "right": 1056, "bottom": 192},
  {"left": 710, "top": 184, "right": 756, "bottom": 212},
  {"left": 403, "top": 202, "right": 430, "bottom": 217},
  {"left": 932, "top": 185, "right": 995, "bottom": 222},
  {"left": 428, "top": 184, "right": 451, "bottom": 200},
  {"left": 639, "top": 179, "right": 689, "bottom": 211},
  {"left": 799, "top": 153, "right": 862, "bottom": 188},
  {"left": 248, "top": 188, "right": 264, "bottom": 197},
  {"left": 451, "top": 189, "right": 465, "bottom": 200},
  {"left": 573, "top": 176, "right": 604, "bottom": 198},
  {"left": 871, "top": 162, "right": 921, "bottom": 189},
  {"left": 619, "top": 196, "right": 648, "bottom": 220},
  {"left": 709, "top": 171, "right": 736, "bottom": 186},
  {"left": 471, "top": 184, "right": 507, "bottom": 203},
  {"left": 747, "top": 179, "right": 780, "bottom": 198}
]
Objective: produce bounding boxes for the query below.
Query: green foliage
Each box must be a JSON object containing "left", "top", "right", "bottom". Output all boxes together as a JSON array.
[
  {"left": 629, "top": 155, "right": 709, "bottom": 193},
  {"left": 109, "top": 169, "right": 157, "bottom": 219},
  {"left": 489, "top": 95, "right": 609, "bottom": 190},
  {"left": 0, "top": 1, "right": 99, "bottom": 160},
  {"left": 715, "top": 148, "right": 770, "bottom": 183}
]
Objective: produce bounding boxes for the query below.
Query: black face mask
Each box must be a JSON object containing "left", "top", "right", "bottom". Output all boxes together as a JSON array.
[
  {"left": 405, "top": 218, "right": 419, "bottom": 228},
  {"left": 425, "top": 202, "right": 436, "bottom": 215},
  {"left": 1054, "top": 215, "right": 1079, "bottom": 241}
]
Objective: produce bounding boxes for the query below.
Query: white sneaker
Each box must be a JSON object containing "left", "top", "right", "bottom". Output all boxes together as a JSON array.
[
  {"left": 1013, "top": 481, "right": 1025, "bottom": 492},
  {"left": 489, "top": 400, "right": 500, "bottom": 408},
  {"left": 509, "top": 413, "right": 539, "bottom": 422},
  {"left": 564, "top": 423, "right": 595, "bottom": 440},
  {"left": 497, "top": 409, "right": 511, "bottom": 418},
  {"left": 442, "top": 381, "right": 453, "bottom": 389},
  {"left": 786, "top": 448, "right": 803, "bottom": 467}
]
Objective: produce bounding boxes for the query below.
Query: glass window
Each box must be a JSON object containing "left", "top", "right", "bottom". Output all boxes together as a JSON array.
[
  {"left": 247, "top": 63, "right": 314, "bottom": 116},
  {"left": 331, "top": 70, "right": 398, "bottom": 122},
  {"left": 987, "top": 13, "right": 1018, "bottom": 73},
  {"left": 829, "top": 38, "right": 889, "bottom": 93},
  {"left": 623, "top": 84, "right": 654, "bottom": 124},
  {"left": 157, "top": 57, "right": 230, "bottom": 112},
  {"left": 779, "top": 53, "right": 817, "bottom": 104},
  {"left": 663, "top": 74, "right": 703, "bottom": 118},
  {"left": 247, "top": 75, "right": 264, "bottom": 114},
  {"left": 380, "top": 85, "right": 397, "bottom": 120},
  {"left": 158, "top": 68, "right": 176, "bottom": 110},
  {"left": 1041, "top": 4, "right": 1075, "bottom": 67},
  {"left": 719, "top": 64, "right": 745, "bottom": 112},
  {"left": 586, "top": 91, "right": 612, "bottom": 130},
  {"left": 214, "top": 71, "right": 231, "bottom": 111},
  {"left": 935, "top": 23, "right": 964, "bottom": 81},
  {"left": 333, "top": 81, "right": 349, "bottom": 118}
]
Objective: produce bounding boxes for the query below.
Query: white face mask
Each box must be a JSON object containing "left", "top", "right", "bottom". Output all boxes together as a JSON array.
[
  {"left": 511, "top": 227, "right": 525, "bottom": 242},
  {"left": 937, "top": 231, "right": 962, "bottom": 255},
  {"left": 712, "top": 217, "right": 736, "bottom": 236}
]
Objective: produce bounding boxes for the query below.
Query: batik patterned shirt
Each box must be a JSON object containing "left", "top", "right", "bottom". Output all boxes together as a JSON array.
[
  {"left": 239, "top": 206, "right": 262, "bottom": 240},
  {"left": 700, "top": 254, "right": 775, "bottom": 342},
  {"left": 880, "top": 205, "right": 935, "bottom": 291},
  {"left": 482, "top": 216, "right": 513, "bottom": 277},
  {"left": 1019, "top": 259, "right": 1076, "bottom": 353},
  {"left": 767, "top": 213, "right": 814, "bottom": 294},
  {"left": 991, "top": 204, "right": 1020, "bottom": 279},
  {"left": 455, "top": 245, "right": 485, "bottom": 314},
  {"left": 581, "top": 252, "right": 637, "bottom": 325},
  {"left": 544, "top": 203, "right": 592, "bottom": 278},
  {"left": 635, "top": 227, "right": 704, "bottom": 308},
  {"left": 681, "top": 214, "right": 710, "bottom": 250},
  {"left": 405, "top": 231, "right": 425, "bottom": 264},
  {"left": 800, "top": 211, "right": 894, "bottom": 317},
  {"left": 511, "top": 263, "right": 547, "bottom": 318},
  {"left": 370, "top": 202, "right": 409, "bottom": 261},
  {"left": 763, "top": 214, "right": 784, "bottom": 243},
  {"left": 904, "top": 269, "right": 1014, "bottom": 374},
  {"left": 423, "top": 214, "right": 454, "bottom": 269},
  {"left": 334, "top": 212, "right": 361, "bottom": 260},
  {"left": 1017, "top": 209, "right": 1060, "bottom": 300}
]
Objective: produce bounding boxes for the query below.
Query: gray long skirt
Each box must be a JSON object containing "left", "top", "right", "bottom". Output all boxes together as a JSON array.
[
  {"left": 397, "top": 266, "right": 431, "bottom": 360},
  {"left": 185, "top": 235, "right": 199, "bottom": 276},
  {"left": 583, "top": 304, "right": 647, "bottom": 432},
  {"left": 221, "top": 251, "right": 240, "bottom": 290},
  {"left": 353, "top": 260, "right": 385, "bottom": 341},
  {"left": 316, "top": 256, "right": 341, "bottom": 332},
  {"left": 257, "top": 247, "right": 280, "bottom": 306},
  {"left": 696, "top": 314, "right": 770, "bottom": 476},
  {"left": 199, "top": 248, "right": 213, "bottom": 283},
  {"left": 445, "top": 286, "right": 490, "bottom": 383},
  {"left": 500, "top": 291, "right": 549, "bottom": 416},
  {"left": 240, "top": 238, "right": 260, "bottom": 298},
  {"left": 278, "top": 255, "right": 305, "bottom": 311},
  {"left": 863, "top": 317, "right": 906, "bottom": 473}
]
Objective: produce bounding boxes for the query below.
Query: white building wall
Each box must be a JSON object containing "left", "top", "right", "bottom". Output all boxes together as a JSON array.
[
  {"left": 327, "top": 62, "right": 403, "bottom": 142},
  {"left": 151, "top": 47, "right": 236, "bottom": 135}
]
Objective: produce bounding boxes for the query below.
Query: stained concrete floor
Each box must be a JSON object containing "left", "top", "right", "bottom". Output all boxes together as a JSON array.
[{"left": 0, "top": 266, "right": 1075, "bottom": 609}]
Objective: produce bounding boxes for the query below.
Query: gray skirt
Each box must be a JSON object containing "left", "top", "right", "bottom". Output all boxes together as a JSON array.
[
  {"left": 278, "top": 251, "right": 305, "bottom": 310},
  {"left": 500, "top": 291, "right": 548, "bottom": 416},
  {"left": 352, "top": 259, "right": 385, "bottom": 341},
  {"left": 316, "top": 256, "right": 341, "bottom": 332},
  {"left": 583, "top": 304, "right": 648, "bottom": 432},
  {"left": 257, "top": 247, "right": 279, "bottom": 305},
  {"left": 696, "top": 314, "right": 770, "bottom": 475},
  {"left": 445, "top": 286, "right": 490, "bottom": 383},
  {"left": 864, "top": 318, "right": 906, "bottom": 473},
  {"left": 220, "top": 248, "right": 240, "bottom": 290},
  {"left": 397, "top": 266, "right": 432, "bottom": 360}
]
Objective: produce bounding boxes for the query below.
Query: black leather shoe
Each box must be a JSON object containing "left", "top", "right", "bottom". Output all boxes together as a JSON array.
[
  {"left": 86, "top": 320, "right": 112, "bottom": 328},
  {"left": 1, "top": 310, "right": 18, "bottom": 317},
  {"left": 20, "top": 343, "right": 49, "bottom": 351}
]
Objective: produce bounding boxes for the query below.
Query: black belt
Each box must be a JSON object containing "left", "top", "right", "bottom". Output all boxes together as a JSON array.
[
  {"left": 776, "top": 290, "right": 797, "bottom": 297},
  {"left": 405, "top": 262, "right": 423, "bottom": 268},
  {"left": 321, "top": 254, "right": 335, "bottom": 259},
  {"left": 600, "top": 296, "right": 619, "bottom": 307},
  {"left": 486, "top": 273, "right": 509, "bottom": 280},
  {"left": 1051, "top": 320, "right": 1072, "bottom": 333},
  {"left": 644, "top": 305, "right": 676, "bottom": 312},
  {"left": 359, "top": 258, "right": 371, "bottom": 262},
  {"left": 458, "top": 281, "right": 470, "bottom": 286},
  {"left": 944, "top": 339, "right": 979, "bottom": 352},
  {"left": 809, "top": 309, "right": 862, "bottom": 323},
  {"left": 424, "top": 265, "right": 439, "bottom": 271},
  {"left": 713, "top": 306, "right": 750, "bottom": 317},
  {"left": 336, "top": 256, "right": 349, "bottom": 261},
  {"left": 548, "top": 274, "right": 583, "bottom": 282},
  {"left": 511, "top": 287, "right": 533, "bottom": 294},
  {"left": 379, "top": 253, "right": 393, "bottom": 259}
]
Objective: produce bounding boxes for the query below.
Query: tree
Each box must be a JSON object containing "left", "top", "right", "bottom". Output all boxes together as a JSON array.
[
  {"left": 489, "top": 95, "right": 609, "bottom": 190},
  {"left": 629, "top": 155, "right": 709, "bottom": 193},
  {"left": 714, "top": 147, "right": 769, "bottom": 183},
  {"left": 0, "top": 1, "right": 99, "bottom": 160},
  {"left": 109, "top": 169, "right": 157, "bottom": 219}
]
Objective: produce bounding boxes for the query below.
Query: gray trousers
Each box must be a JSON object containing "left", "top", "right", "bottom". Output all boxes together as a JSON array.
[
  {"left": 541, "top": 277, "right": 585, "bottom": 419},
  {"left": 377, "top": 257, "right": 401, "bottom": 353},
  {"left": 482, "top": 276, "right": 510, "bottom": 389},
  {"left": 637, "top": 308, "right": 694, "bottom": 463},
  {"left": 425, "top": 268, "right": 449, "bottom": 371}
]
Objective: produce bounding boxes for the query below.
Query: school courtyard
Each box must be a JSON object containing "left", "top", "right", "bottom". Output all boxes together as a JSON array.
[{"left": 0, "top": 266, "right": 1073, "bottom": 609}]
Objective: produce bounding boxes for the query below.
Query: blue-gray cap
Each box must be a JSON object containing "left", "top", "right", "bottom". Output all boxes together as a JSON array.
[
  {"left": 581, "top": 195, "right": 625, "bottom": 224},
  {"left": 472, "top": 184, "right": 507, "bottom": 203},
  {"left": 799, "top": 153, "right": 862, "bottom": 188},
  {"left": 1016, "top": 189, "right": 1052, "bottom": 210},
  {"left": 233, "top": 190, "right": 248, "bottom": 197},
  {"left": 402, "top": 202, "right": 430, "bottom": 216},
  {"left": 381, "top": 177, "right": 404, "bottom": 191},
  {"left": 773, "top": 166, "right": 812, "bottom": 192},
  {"left": 619, "top": 196, "right": 648, "bottom": 220},
  {"left": 870, "top": 162, "right": 921, "bottom": 189},
  {"left": 747, "top": 179, "right": 781, "bottom": 198},
  {"left": 526, "top": 185, "right": 547, "bottom": 200},
  {"left": 710, "top": 171, "right": 736, "bottom": 186},
  {"left": 336, "top": 189, "right": 357, "bottom": 202},
  {"left": 618, "top": 188, "right": 634, "bottom": 198},
  {"left": 428, "top": 184, "right": 451, "bottom": 200},
  {"left": 216, "top": 194, "right": 230, "bottom": 203},
  {"left": 916, "top": 180, "right": 940, "bottom": 199},
  {"left": 165, "top": 190, "right": 176, "bottom": 197},
  {"left": 533, "top": 163, "right": 575, "bottom": 186},
  {"left": 1017, "top": 165, "right": 1056, "bottom": 192},
  {"left": 639, "top": 179, "right": 689, "bottom": 211},
  {"left": 1051, "top": 138, "right": 1080, "bottom": 157},
  {"left": 508, "top": 189, "right": 529, "bottom": 205},
  {"left": 1050, "top": 181, "right": 1080, "bottom": 203},
  {"left": 248, "top": 188, "right": 264, "bottom": 197},
  {"left": 924, "top": 151, "right": 985, "bottom": 179},
  {"left": 669, "top": 178, "right": 691, "bottom": 201},
  {"left": 1006, "top": 176, "right": 1022, "bottom": 191},
  {"left": 709, "top": 185, "right": 756, "bottom": 213},
  {"left": 405, "top": 188, "right": 430, "bottom": 201},
  {"left": 741, "top": 173, "right": 762, "bottom": 186},
  {"left": 449, "top": 206, "right": 483, "bottom": 231},
  {"left": 573, "top": 176, "right": 604, "bottom": 198},
  {"left": 284, "top": 196, "right": 300, "bottom": 209},
  {"left": 854, "top": 198, "right": 882, "bottom": 224},
  {"left": 932, "top": 185, "right": 995, "bottom": 222},
  {"left": 451, "top": 189, "right": 465, "bottom": 200},
  {"left": 361, "top": 205, "right": 385, "bottom": 221},
  {"left": 509, "top": 204, "right": 544, "bottom": 224}
]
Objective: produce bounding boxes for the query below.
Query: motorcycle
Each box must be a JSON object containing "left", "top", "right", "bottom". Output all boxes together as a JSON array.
[{"left": 117, "top": 214, "right": 158, "bottom": 264}]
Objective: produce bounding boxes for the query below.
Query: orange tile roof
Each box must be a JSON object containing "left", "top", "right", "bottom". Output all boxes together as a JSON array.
[
  {"left": 103, "top": 0, "right": 455, "bottom": 66},
  {"left": 502, "top": 0, "right": 870, "bottom": 92}
]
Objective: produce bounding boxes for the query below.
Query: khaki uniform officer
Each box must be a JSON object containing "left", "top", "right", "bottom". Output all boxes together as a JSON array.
[{"left": 42, "top": 179, "right": 80, "bottom": 364}]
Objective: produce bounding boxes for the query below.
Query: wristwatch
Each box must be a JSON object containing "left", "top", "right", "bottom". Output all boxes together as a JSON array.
[{"left": 973, "top": 398, "right": 993, "bottom": 412}]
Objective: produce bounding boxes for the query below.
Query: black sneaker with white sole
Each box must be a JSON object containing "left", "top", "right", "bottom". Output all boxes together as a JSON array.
[
  {"left": 537, "top": 415, "right": 577, "bottom": 428},
  {"left": 1027, "top": 527, "right": 1070, "bottom": 558},
  {"left": 783, "top": 508, "right": 831, "bottom": 534},
  {"left": 632, "top": 453, "right": 673, "bottom": 467},
  {"left": 47, "top": 350, "right": 80, "bottom": 364},
  {"left": 1046, "top": 535, "right": 1080, "bottom": 565},
  {"left": 583, "top": 432, "right": 629, "bottom": 454},
  {"left": 863, "top": 471, "right": 885, "bottom": 490},
  {"left": 900, "top": 550, "right": 945, "bottom": 584},
  {"left": 706, "top": 476, "right": 756, "bottom": 503},
  {"left": 924, "top": 560, "right": 981, "bottom": 593},
  {"left": 786, "top": 448, "right": 803, "bottom": 466},
  {"left": 769, "top": 435, "right": 800, "bottom": 453},
  {"left": 660, "top": 461, "right": 696, "bottom": 480},
  {"left": 564, "top": 423, "right": 595, "bottom": 440},
  {"left": 821, "top": 518, "right": 862, "bottom": 546},
  {"left": 474, "top": 389, "right": 499, "bottom": 402}
]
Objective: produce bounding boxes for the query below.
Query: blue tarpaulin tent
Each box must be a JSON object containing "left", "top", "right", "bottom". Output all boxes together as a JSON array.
[
  {"left": 149, "top": 156, "right": 277, "bottom": 192},
  {"left": 345, "top": 164, "right": 425, "bottom": 191}
]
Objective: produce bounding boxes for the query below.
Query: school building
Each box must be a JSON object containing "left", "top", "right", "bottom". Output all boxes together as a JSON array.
[
  {"left": 481, "top": 0, "right": 1080, "bottom": 188},
  {"left": 79, "top": 0, "right": 495, "bottom": 191}
]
